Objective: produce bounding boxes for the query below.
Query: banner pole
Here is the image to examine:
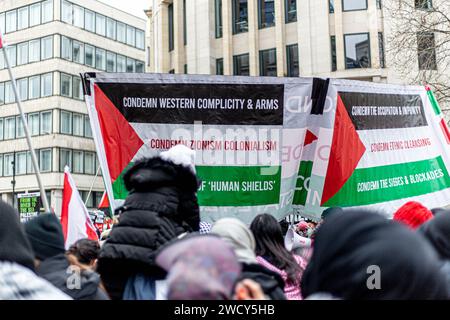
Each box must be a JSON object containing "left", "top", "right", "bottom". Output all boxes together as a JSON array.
[
  {"left": 85, "top": 165, "right": 101, "bottom": 206},
  {"left": 0, "top": 29, "right": 50, "bottom": 213}
]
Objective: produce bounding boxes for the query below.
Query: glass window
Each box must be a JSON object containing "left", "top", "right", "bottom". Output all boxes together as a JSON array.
[
  {"left": 4, "top": 154, "right": 14, "bottom": 176},
  {"left": 60, "top": 149, "right": 72, "bottom": 171},
  {"left": 18, "top": 78, "right": 28, "bottom": 101},
  {"left": 84, "top": 152, "right": 95, "bottom": 174},
  {"left": 18, "top": 7, "right": 29, "bottom": 30},
  {"left": 135, "top": 61, "right": 145, "bottom": 73},
  {"left": 117, "top": 22, "right": 126, "bottom": 43},
  {"left": 126, "top": 58, "right": 135, "bottom": 72},
  {"left": 4, "top": 117, "right": 15, "bottom": 139},
  {"left": 73, "top": 5, "right": 84, "bottom": 28},
  {"left": 30, "top": 3, "right": 41, "bottom": 26},
  {"left": 6, "top": 45, "right": 17, "bottom": 67},
  {"left": 287, "top": 44, "right": 299, "bottom": 77},
  {"left": 286, "top": 0, "right": 297, "bottom": 23},
  {"left": 378, "top": 32, "right": 385, "bottom": 68},
  {"left": 40, "top": 149, "right": 52, "bottom": 172},
  {"left": 260, "top": 48, "right": 277, "bottom": 76},
  {"left": 377, "top": 0, "right": 382, "bottom": 9},
  {"left": 96, "top": 14, "right": 106, "bottom": 36},
  {"left": 16, "top": 115, "right": 26, "bottom": 138},
  {"left": 73, "top": 41, "right": 84, "bottom": 64},
  {"left": 106, "top": 18, "right": 116, "bottom": 39},
  {"left": 61, "top": 73, "right": 72, "bottom": 97},
  {"left": 136, "top": 30, "right": 145, "bottom": 50},
  {"left": 95, "top": 48, "right": 106, "bottom": 70},
  {"left": 61, "top": 0, "right": 73, "bottom": 24},
  {"left": 330, "top": 0, "right": 335, "bottom": 12},
  {"left": 28, "top": 112, "right": 40, "bottom": 136},
  {"left": 16, "top": 152, "right": 27, "bottom": 175},
  {"left": 61, "top": 36, "right": 72, "bottom": 61},
  {"left": 73, "top": 76, "right": 83, "bottom": 100},
  {"left": 215, "top": 0, "right": 223, "bottom": 38},
  {"left": 29, "top": 39, "right": 41, "bottom": 63},
  {"left": 73, "top": 113, "right": 84, "bottom": 136},
  {"left": 84, "top": 9, "right": 95, "bottom": 32},
  {"left": 40, "top": 111, "right": 52, "bottom": 134},
  {"left": 5, "top": 82, "right": 15, "bottom": 104},
  {"left": 41, "top": 36, "right": 53, "bottom": 60},
  {"left": 233, "top": 54, "right": 249, "bottom": 76},
  {"left": 168, "top": 4, "right": 174, "bottom": 51},
  {"left": 415, "top": 0, "right": 433, "bottom": 9},
  {"left": 26, "top": 151, "right": 34, "bottom": 174},
  {"left": 6, "top": 10, "right": 17, "bottom": 33},
  {"left": 41, "top": 73, "right": 53, "bottom": 97},
  {"left": 331, "top": 36, "right": 337, "bottom": 71},
  {"left": 73, "top": 151, "right": 84, "bottom": 173},
  {"left": 29, "top": 75, "right": 41, "bottom": 99},
  {"left": 0, "top": 46, "right": 4, "bottom": 69},
  {"left": 342, "top": 0, "right": 367, "bottom": 11},
  {"left": 126, "top": 25, "right": 136, "bottom": 47},
  {"left": 42, "top": 0, "right": 53, "bottom": 23},
  {"left": 85, "top": 44, "right": 95, "bottom": 67},
  {"left": 216, "top": 58, "right": 224, "bottom": 75},
  {"left": 116, "top": 55, "right": 126, "bottom": 72},
  {"left": 17, "top": 42, "right": 29, "bottom": 65},
  {"left": 344, "top": 33, "right": 371, "bottom": 69},
  {"left": 232, "top": 0, "right": 248, "bottom": 34},
  {"left": 0, "top": 119, "right": 3, "bottom": 140},
  {"left": 0, "top": 13, "right": 5, "bottom": 34},
  {"left": 60, "top": 110, "right": 72, "bottom": 134},
  {"left": 418, "top": 32, "right": 437, "bottom": 70},
  {"left": 0, "top": 83, "right": 4, "bottom": 105},
  {"left": 258, "top": 0, "right": 275, "bottom": 29},
  {"left": 84, "top": 115, "right": 92, "bottom": 137},
  {"left": 0, "top": 155, "right": 2, "bottom": 176},
  {"left": 106, "top": 52, "right": 116, "bottom": 72}
]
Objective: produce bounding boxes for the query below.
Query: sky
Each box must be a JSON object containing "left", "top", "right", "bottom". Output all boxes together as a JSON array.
[{"left": 98, "top": 0, "right": 149, "bottom": 19}]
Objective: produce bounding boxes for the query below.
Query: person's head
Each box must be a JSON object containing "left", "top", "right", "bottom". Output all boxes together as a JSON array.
[
  {"left": 156, "top": 234, "right": 241, "bottom": 300},
  {"left": 0, "top": 201, "right": 35, "bottom": 271},
  {"left": 393, "top": 201, "right": 433, "bottom": 230},
  {"left": 250, "top": 214, "right": 302, "bottom": 283},
  {"left": 67, "top": 239, "right": 100, "bottom": 268},
  {"left": 419, "top": 211, "right": 450, "bottom": 260},
  {"left": 301, "top": 209, "right": 448, "bottom": 300},
  {"left": 211, "top": 218, "right": 256, "bottom": 264},
  {"left": 24, "top": 213, "right": 65, "bottom": 264}
]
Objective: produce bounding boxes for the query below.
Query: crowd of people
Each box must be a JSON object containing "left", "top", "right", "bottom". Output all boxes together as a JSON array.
[{"left": 1, "top": 144, "right": 450, "bottom": 300}]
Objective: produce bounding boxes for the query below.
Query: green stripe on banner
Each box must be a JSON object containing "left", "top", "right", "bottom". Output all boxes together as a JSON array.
[
  {"left": 324, "top": 156, "right": 450, "bottom": 207},
  {"left": 112, "top": 163, "right": 134, "bottom": 200},
  {"left": 427, "top": 89, "right": 442, "bottom": 116},
  {"left": 197, "top": 166, "right": 281, "bottom": 206},
  {"left": 293, "top": 161, "right": 313, "bottom": 206}
]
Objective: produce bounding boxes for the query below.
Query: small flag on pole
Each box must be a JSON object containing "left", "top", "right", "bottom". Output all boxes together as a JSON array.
[{"left": 60, "top": 166, "right": 99, "bottom": 249}]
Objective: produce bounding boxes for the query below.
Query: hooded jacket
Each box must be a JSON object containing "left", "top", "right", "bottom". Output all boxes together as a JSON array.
[{"left": 97, "top": 155, "right": 200, "bottom": 300}]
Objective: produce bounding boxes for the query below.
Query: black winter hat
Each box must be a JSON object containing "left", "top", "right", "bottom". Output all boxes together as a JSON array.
[
  {"left": 0, "top": 201, "right": 35, "bottom": 270},
  {"left": 24, "top": 213, "right": 65, "bottom": 261}
]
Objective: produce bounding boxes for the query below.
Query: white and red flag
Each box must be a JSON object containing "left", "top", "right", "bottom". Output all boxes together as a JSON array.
[{"left": 60, "top": 166, "right": 99, "bottom": 249}]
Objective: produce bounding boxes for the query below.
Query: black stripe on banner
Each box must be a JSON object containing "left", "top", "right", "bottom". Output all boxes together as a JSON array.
[
  {"left": 310, "top": 78, "right": 330, "bottom": 115},
  {"left": 96, "top": 83, "right": 284, "bottom": 125},
  {"left": 339, "top": 91, "right": 428, "bottom": 130}
]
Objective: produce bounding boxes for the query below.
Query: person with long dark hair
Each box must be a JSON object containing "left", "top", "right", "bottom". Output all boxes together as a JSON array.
[{"left": 250, "top": 214, "right": 307, "bottom": 300}]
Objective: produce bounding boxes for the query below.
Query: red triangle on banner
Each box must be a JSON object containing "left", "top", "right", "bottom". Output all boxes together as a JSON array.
[
  {"left": 94, "top": 84, "right": 144, "bottom": 182},
  {"left": 304, "top": 130, "right": 318, "bottom": 146},
  {"left": 321, "top": 95, "right": 366, "bottom": 205},
  {"left": 98, "top": 191, "right": 109, "bottom": 209}
]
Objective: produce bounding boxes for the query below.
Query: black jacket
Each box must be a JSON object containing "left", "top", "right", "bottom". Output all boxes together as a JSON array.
[
  {"left": 239, "top": 263, "right": 287, "bottom": 300},
  {"left": 37, "top": 254, "right": 109, "bottom": 300},
  {"left": 97, "top": 157, "right": 200, "bottom": 299}
]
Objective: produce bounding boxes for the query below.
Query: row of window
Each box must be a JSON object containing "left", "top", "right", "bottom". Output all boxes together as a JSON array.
[
  {"left": 0, "top": 72, "right": 53, "bottom": 105},
  {"left": 0, "top": 0, "right": 53, "bottom": 34},
  {"left": 0, "top": 36, "right": 53, "bottom": 70},
  {"left": 61, "top": 0, "right": 145, "bottom": 50},
  {"left": 0, "top": 149, "right": 52, "bottom": 176},
  {"left": 61, "top": 36, "right": 145, "bottom": 73},
  {"left": 329, "top": 0, "right": 431, "bottom": 13},
  {"left": 0, "top": 109, "right": 93, "bottom": 141},
  {"left": 0, "top": 148, "right": 98, "bottom": 177},
  {"left": 0, "top": 111, "right": 52, "bottom": 141}
]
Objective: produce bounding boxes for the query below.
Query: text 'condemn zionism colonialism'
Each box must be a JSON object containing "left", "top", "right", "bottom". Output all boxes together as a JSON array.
[{"left": 122, "top": 97, "right": 280, "bottom": 110}]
